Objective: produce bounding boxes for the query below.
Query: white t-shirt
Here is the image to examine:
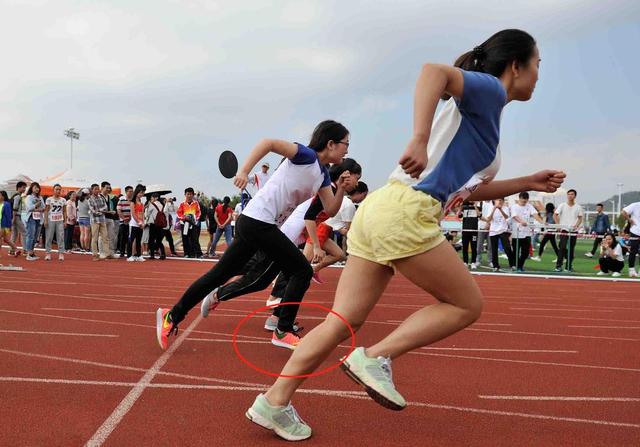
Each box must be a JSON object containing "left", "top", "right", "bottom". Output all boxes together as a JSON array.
[
  {"left": 280, "top": 198, "right": 314, "bottom": 246},
  {"left": 623, "top": 202, "right": 640, "bottom": 235},
  {"left": 243, "top": 144, "right": 331, "bottom": 226},
  {"left": 607, "top": 244, "right": 624, "bottom": 262},
  {"left": 251, "top": 171, "right": 271, "bottom": 190},
  {"left": 488, "top": 205, "right": 510, "bottom": 236},
  {"left": 46, "top": 197, "right": 66, "bottom": 222},
  {"left": 555, "top": 203, "right": 584, "bottom": 230},
  {"left": 478, "top": 201, "right": 493, "bottom": 231},
  {"left": 325, "top": 197, "right": 356, "bottom": 232},
  {"left": 510, "top": 203, "right": 538, "bottom": 238}
]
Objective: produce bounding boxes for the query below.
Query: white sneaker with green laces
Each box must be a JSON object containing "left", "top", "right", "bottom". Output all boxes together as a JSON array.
[
  {"left": 340, "top": 347, "right": 406, "bottom": 411},
  {"left": 246, "top": 394, "right": 312, "bottom": 441}
]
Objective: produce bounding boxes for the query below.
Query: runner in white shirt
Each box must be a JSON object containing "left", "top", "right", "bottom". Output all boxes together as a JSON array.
[
  {"left": 43, "top": 184, "right": 67, "bottom": 261},
  {"left": 158, "top": 120, "right": 351, "bottom": 352},
  {"left": 553, "top": 189, "right": 584, "bottom": 272},
  {"left": 509, "top": 191, "right": 542, "bottom": 272},
  {"left": 622, "top": 201, "right": 640, "bottom": 277},
  {"left": 482, "top": 198, "right": 515, "bottom": 271}
]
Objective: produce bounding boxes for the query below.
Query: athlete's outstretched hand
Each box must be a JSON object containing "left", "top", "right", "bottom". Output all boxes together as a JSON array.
[
  {"left": 234, "top": 171, "right": 249, "bottom": 190},
  {"left": 399, "top": 138, "right": 428, "bottom": 178},
  {"left": 529, "top": 170, "right": 566, "bottom": 193}
]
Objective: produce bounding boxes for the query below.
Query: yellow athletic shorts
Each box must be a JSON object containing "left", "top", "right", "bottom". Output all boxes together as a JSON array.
[
  {"left": 1, "top": 228, "right": 10, "bottom": 237},
  {"left": 347, "top": 180, "right": 445, "bottom": 267}
]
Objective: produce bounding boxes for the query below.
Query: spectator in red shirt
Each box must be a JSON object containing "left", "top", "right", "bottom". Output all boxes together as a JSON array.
[
  {"left": 176, "top": 187, "right": 201, "bottom": 258},
  {"left": 209, "top": 196, "right": 233, "bottom": 257}
]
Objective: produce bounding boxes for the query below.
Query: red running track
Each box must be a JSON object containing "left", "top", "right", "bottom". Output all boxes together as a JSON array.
[{"left": 1, "top": 252, "right": 639, "bottom": 446}]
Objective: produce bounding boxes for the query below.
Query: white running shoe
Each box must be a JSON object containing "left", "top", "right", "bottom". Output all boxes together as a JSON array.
[
  {"left": 470, "top": 263, "right": 477, "bottom": 270},
  {"left": 530, "top": 256, "right": 542, "bottom": 262},
  {"left": 136, "top": 256, "right": 146, "bottom": 262},
  {"left": 584, "top": 252, "right": 594, "bottom": 258},
  {"left": 612, "top": 272, "right": 621, "bottom": 277},
  {"left": 127, "top": 256, "right": 136, "bottom": 262},
  {"left": 264, "top": 315, "right": 278, "bottom": 331},
  {"left": 630, "top": 268, "right": 638, "bottom": 278},
  {"left": 44, "top": 254, "right": 51, "bottom": 261},
  {"left": 26, "top": 255, "right": 39, "bottom": 261},
  {"left": 596, "top": 271, "right": 607, "bottom": 276},
  {"left": 200, "top": 288, "right": 220, "bottom": 318},
  {"left": 59, "top": 255, "right": 64, "bottom": 261}
]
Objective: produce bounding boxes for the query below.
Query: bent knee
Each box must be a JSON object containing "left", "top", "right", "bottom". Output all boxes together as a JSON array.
[{"left": 460, "top": 294, "right": 484, "bottom": 325}]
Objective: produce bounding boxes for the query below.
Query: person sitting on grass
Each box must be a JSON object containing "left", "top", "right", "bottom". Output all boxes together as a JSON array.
[{"left": 597, "top": 233, "right": 624, "bottom": 277}]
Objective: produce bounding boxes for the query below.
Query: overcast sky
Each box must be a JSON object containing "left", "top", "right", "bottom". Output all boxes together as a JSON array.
[{"left": 1, "top": 0, "right": 638, "bottom": 203}]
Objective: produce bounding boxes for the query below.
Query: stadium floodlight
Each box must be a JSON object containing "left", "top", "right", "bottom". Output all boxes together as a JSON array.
[
  {"left": 616, "top": 183, "right": 624, "bottom": 216},
  {"left": 64, "top": 128, "right": 80, "bottom": 170}
]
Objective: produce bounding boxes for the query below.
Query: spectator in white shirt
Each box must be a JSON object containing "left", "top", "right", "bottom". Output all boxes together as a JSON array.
[
  {"left": 510, "top": 192, "right": 543, "bottom": 272},
  {"left": 250, "top": 162, "right": 271, "bottom": 191},
  {"left": 621, "top": 201, "right": 640, "bottom": 278},
  {"left": 554, "top": 189, "right": 584, "bottom": 272},
  {"left": 597, "top": 233, "right": 624, "bottom": 277},
  {"left": 476, "top": 200, "right": 493, "bottom": 266},
  {"left": 481, "top": 198, "right": 514, "bottom": 272}
]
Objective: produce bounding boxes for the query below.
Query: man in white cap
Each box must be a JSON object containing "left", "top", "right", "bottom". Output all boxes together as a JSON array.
[{"left": 251, "top": 162, "right": 271, "bottom": 191}]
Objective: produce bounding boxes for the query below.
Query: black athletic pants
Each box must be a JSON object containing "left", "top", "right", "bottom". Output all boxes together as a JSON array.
[
  {"left": 127, "top": 226, "right": 143, "bottom": 257},
  {"left": 627, "top": 232, "right": 639, "bottom": 269},
  {"left": 170, "top": 215, "right": 313, "bottom": 331},
  {"left": 148, "top": 224, "right": 165, "bottom": 258},
  {"left": 490, "top": 233, "right": 514, "bottom": 269},
  {"left": 556, "top": 231, "right": 577, "bottom": 270},
  {"left": 461, "top": 230, "right": 477, "bottom": 264},
  {"left": 162, "top": 229, "right": 176, "bottom": 254},
  {"left": 599, "top": 257, "right": 624, "bottom": 273},
  {"left": 117, "top": 223, "right": 130, "bottom": 255},
  {"left": 591, "top": 232, "right": 605, "bottom": 255},
  {"left": 511, "top": 237, "right": 531, "bottom": 270},
  {"left": 538, "top": 233, "right": 559, "bottom": 257}
]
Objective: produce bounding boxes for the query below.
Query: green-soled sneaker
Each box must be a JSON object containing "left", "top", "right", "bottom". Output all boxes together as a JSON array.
[
  {"left": 340, "top": 347, "right": 407, "bottom": 411},
  {"left": 246, "top": 394, "right": 312, "bottom": 441}
]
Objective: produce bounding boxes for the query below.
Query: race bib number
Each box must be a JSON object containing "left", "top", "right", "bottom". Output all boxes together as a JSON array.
[
  {"left": 50, "top": 204, "right": 64, "bottom": 221},
  {"left": 32, "top": 211, "right": 42, "bottom": 220}
]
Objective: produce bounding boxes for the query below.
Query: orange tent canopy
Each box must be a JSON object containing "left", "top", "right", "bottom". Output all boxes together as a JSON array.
[{"left": 39, "top": 170, "right": 121, "bottom": 197}]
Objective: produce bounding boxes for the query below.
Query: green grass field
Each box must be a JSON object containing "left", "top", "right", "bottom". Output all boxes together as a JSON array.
[{"left": 465, "top": 238, "right": 636, "bottom": 278}]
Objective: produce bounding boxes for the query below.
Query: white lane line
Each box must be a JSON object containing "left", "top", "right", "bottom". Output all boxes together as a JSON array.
[
  {"left": 0, "top": 330, "right": 117, "bottom": 338},
  {"left": 85, "top": 315, "right": 202, "bottom": 447},
  {"left": 569, "top": 325, "right": 640, "bottom": 329},
  {"left": 478, "top": 395, "right": 640, "bottom": 402},
  {"left": 509, "top": 307, "right": 613, "bottom": 313},
  {"left": 421, "top": 348, "right": 578, "bottom": 353},
  {"left": 0, "top": 288, "right": 172, "bottom": 307},
  {"left": 0, "top": 348, "right": 267, "bottom": 387},
  {"left": 386, "top": 319, "right": 512, "bottom": 327},
  {"left": 0, "top": 376, "right": 364, "bottom": 397},
  {"left": 0, "top": 308, "right": 265, "bottom": 340},
  {"left": 42, "top": 308, "right": 154, "bottom": 314},
  {"left": 484, "top": 312, "right": 640, "bottom": 324},
  {"left": 410, "top": 352, "right": 640, "bottom": 373},
  {"left": 1, "top": 376, "right": 637, "bottom": 429},
  {"left": 466, "top": 327, "right": 639, "bottom": 342}
]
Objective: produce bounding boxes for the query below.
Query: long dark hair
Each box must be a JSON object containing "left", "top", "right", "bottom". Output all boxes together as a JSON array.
[
  {"left": 131, "top": 184, "right": 146, "bottom": 205},
  {"left": 222, "top": 196, "right": 230, "bottom": 212},
  {"left": 604, "top": 232, "right": 618, "bottom": 249},
  {"left": 307, "top": 120, "right": 349, "bottom": 152},
  {"left": 545, "top": 202, "right": 555, "bottom": 214},
  {"left": 454, "top": 29, "right": 536, "bottom": 77},
  {"left": 26, "top": 182, "right": 41, "bottom": 197},
  {"left": 329, "top": 158, "right": 361, "bottom": 182},
  {"left": 0, "top": 190, "right": 8, "bottom": 202}
]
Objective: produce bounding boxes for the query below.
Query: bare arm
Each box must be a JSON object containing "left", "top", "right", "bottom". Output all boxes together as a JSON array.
[
  {"left": 468, "top": 170, "right": 566, "bottom": 202},
  {"left": 399, "top": 64, "right": 465, "bottom": 178},
  {"left": 317, "top": 173, "right": 351, "bottom": 217},
  {"left": 235, "top": 140, "right": 298, "bottom": 189}
]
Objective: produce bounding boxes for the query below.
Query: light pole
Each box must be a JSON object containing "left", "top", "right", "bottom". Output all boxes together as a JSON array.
[
  {"left": 64, "top": 128, "right": 80, "bottom": 170},
  {"left": 616, "top": 183, "right": 624, "bottom": 216}
]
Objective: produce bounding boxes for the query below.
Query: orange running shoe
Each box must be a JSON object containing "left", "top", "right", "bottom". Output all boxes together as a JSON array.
[
  {"left": 156, "top": 308, "right": 178, "bottom": 350},
  {"left": 271, "top": 328, "right": 301, "bottom": 350}
]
